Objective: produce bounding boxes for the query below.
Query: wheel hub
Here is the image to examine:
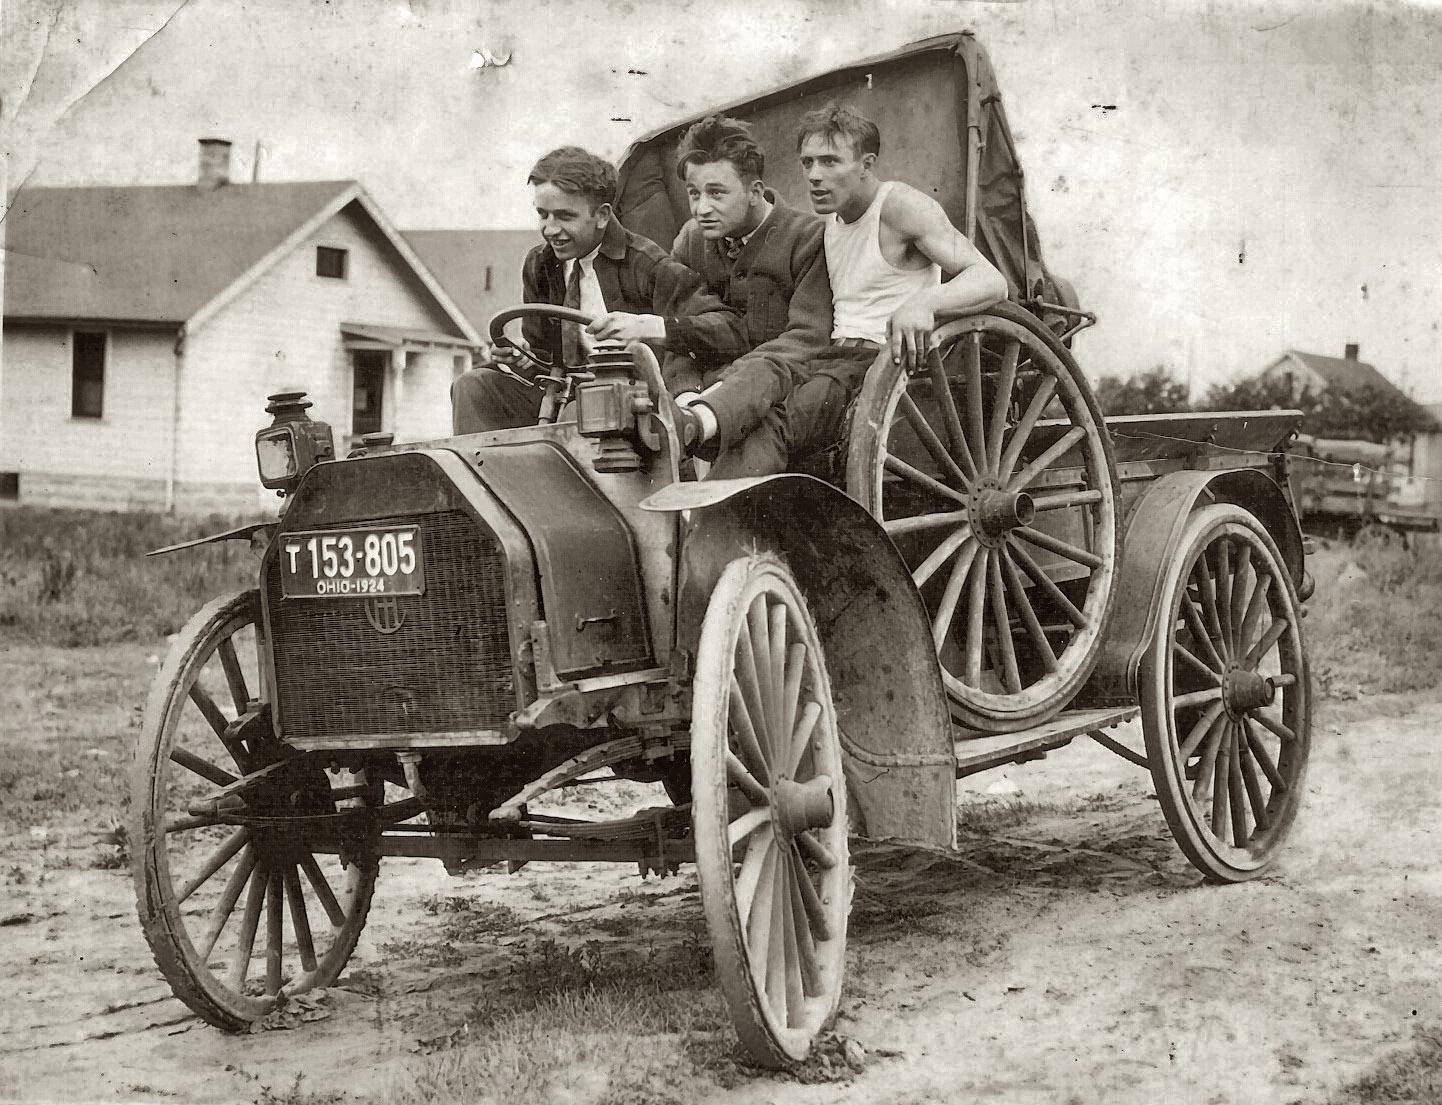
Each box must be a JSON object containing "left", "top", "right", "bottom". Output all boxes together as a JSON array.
[
  {"left": 969, "top": 477, "right": 1036, "bottom": 548},
  {"left": 1222, "top": 665, "right": 1275, "bottom": 717},
  {"left": 771, "top": 774, "right": 835, "bottom": 836}
]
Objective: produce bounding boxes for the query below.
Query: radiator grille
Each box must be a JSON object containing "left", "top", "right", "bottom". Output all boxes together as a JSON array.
[{"left": 266, "top": 510, "right": 516, "bottom": 740}]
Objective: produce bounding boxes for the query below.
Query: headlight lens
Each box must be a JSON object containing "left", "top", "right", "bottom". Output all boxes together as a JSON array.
[
  {"left": 576, "top": 379, "right": 628, "bottom": 435},
  {"left": 256, "top": 427, "right": 298, "bottom": 483}
]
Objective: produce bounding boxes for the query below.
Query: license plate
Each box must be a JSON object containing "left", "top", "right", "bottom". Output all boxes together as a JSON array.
[{"left": 278, "top": 526, "right": 425, "bottom": 599}]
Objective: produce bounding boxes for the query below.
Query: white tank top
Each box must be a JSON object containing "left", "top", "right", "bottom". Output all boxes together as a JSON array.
[{"left": 826, "top": 180, "right": 941, "bottom": 344}]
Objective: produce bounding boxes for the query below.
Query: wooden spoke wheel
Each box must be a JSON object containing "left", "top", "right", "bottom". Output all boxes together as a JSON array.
[
  {"left": 691, "top": 556, "right": 850, "bottom": 1068},
  {"left": 130, "top": 590, "right": 378, "bottom": 1030},
  {"left": 1140, "top": 505, "right": 1312, "bottom": 882},
  {"left": 847, "top": 302, "right": 1120, "bottom": 732}
]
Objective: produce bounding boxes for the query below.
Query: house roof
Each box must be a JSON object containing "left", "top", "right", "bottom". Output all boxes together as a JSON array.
[
  {"left": 401, "top": 230, "right": 536, "bottom": 333},
  {"left": 4, "top": 181, "right": 354, "bottom": 323},
  {"left": 1284, "top": 350, "right": 1410, "bottom": 404},
  {"left": 3, "top": 182, "right": 481, "bottom": 344},
  {"left": 1266, "top": 349, "right": 1439, "bottom": 432}
]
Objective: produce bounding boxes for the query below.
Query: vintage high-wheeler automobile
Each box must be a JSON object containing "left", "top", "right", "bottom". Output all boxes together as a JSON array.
[{"left": 132, "top": 32, "right": 1313, "bottom": 1066}]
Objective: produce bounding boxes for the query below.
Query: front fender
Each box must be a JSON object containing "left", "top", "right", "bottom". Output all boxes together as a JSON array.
[
  {"left": 147, "top": 521, "right": 275, "bottom": 558},
  {"left": 1083, "top": 467, "right": 1304, "bottom": 705},
  {"left": 644, "top": 475, "right": 956, "bottom": 849}
]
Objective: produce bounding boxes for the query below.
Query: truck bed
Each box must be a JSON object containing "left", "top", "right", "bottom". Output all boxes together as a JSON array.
[{"left": 1104, "top": 410, "right": 1302, "bottom": 463}]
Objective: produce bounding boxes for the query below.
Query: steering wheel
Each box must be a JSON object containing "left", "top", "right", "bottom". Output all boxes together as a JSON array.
[
  {"left": 484, "top": 304, "right": 675, "bottom": 443},
  {"left": 487, "top": 304, "right": 596, "bottom": 375},
  {"left": 485, "top": 304, "right": 600, "bottom": 423}
]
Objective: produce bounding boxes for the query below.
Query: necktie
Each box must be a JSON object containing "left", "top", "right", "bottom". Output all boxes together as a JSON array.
[
  {"left": 561, "top": 259, "right": 582, "bottom": 365},
  {"left": 724, "top": 237, "right": 744, "bottom": 261}
]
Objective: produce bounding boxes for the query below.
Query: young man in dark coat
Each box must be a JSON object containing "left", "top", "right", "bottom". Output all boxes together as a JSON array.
[
  {"left": 596, "top": 115, "right": 832, "bottom": 477},
  {"left": 451, "top": 146, "right": 746, "bottom": 436}
]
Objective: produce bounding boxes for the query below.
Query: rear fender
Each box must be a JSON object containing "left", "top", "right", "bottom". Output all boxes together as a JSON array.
[
  {"left": 1083, "top": 468, "right": 1304, "bottom": 704},
  {"left": 643, "top": 475, "right": 956, "bottom": 848}
]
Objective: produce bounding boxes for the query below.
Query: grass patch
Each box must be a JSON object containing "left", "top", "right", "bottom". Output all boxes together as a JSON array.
[
  {"left": 380, "top": 901, "right": 529, "bottom": 968},
  {"left": 392, "top": 987, "right": 735, "bottom": 1105},
  {"left": 956, "top": 795, "right": 1092, "bottom": 837},
  {"left": 0, "top": 507, "right": 262, "bottom": 646},
  {"left": 387, "top": 926, "right": 747, "bottom": 1105},
  {"left": 255, "top": 1073, "right": 352, "bottom": 1105},
  {"left": 1307, "top": 544, "right": 1442, "bottom": 699},
  {"left": 498, "top": 935, "right": 713, "bottom": 1000},
  {"left": 418, "top": 894, "right": 522, "bottom": 933},
  {"left": 1321, "top": 1028, "right": 1442, "bottom": 1103},
  {"left": 0, "top": 643, "right": 150, "bottom": 833},
  {"left": 850, "top": 887, "right": 949, "bottom": 932}
]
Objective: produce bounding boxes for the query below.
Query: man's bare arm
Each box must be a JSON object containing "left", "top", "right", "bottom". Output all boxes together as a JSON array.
[{"left": 883, "top": 184, "right": 1009, "bottom": 369}]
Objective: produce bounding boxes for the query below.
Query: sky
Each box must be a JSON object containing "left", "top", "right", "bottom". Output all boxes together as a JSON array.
[{"left": 2, "top": 0, "right": 1440, "bottom": 400}]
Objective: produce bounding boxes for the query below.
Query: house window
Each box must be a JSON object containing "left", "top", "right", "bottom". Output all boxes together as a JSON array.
[
  {"left": 71, "top": 331, "right": 106, "bottom": 419},
  {"left": 0, "top": 473, "right": 18, "bottom": 501},
  {"left": 316, "top": 246, "right": 349, "bottom": 279},
  {"left": 484, "top": 265, "right": 493, "bottom": 292},
  {"left": 453, "top": 354, "right": 468, "bottom": 378}
]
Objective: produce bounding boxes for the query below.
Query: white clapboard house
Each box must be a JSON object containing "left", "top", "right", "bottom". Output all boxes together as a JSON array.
[
  {"left": 400, "top": 228, "right": 537, "bottom": 341},
  {"left": 1, "top": 140, "right": 483, "bottom": 513}
]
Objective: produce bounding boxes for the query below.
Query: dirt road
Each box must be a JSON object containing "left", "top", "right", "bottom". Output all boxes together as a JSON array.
[{"left": 2, "top": 643, "right": 1437, "bottom": 1104}]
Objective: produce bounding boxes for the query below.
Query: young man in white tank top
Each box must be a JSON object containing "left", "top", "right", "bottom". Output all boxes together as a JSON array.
[{"left": 779, "top": 103, "right": 1009, "bottom": 465}]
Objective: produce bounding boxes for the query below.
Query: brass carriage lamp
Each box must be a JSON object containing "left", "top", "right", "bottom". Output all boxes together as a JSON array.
[
  {"left": 254, "top": 391, "right": 335, "bottom": 493},
  {"left": 574, "top": 343, "right": 653, "bottom": 472}
]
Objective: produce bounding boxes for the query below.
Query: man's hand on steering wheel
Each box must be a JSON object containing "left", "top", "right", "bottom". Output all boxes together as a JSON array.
[
  {"left": 487, "top": 304, "right": 598, "bottom": 376},
  {"left": 490, "top": 336, "right": 537, "bottom": 369},
  {"left": 484, "top": 303, "right": 713, "bottom": 452}
]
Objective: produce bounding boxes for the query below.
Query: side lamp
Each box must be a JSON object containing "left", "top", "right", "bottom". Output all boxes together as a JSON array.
[{"left": 254, "top": 391, "right": 334, "bottom": 495}]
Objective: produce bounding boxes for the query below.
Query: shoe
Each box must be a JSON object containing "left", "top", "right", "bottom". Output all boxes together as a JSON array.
[
  {"left": 632, "top": 355, "right": 718, "bottom": 462},
  {"left": 672, "top": 403, "right": 704, "bottom": 453},
  {"left": 657, "top": 393, "right": 721, "bottom": 462}
]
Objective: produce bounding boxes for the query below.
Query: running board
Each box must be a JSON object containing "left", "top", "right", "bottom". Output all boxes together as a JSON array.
[{"left": 952, "top": 706, "right": 1140, "bottom": 779}]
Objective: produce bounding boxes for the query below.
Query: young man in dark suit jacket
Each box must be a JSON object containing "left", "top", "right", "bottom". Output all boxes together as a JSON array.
[
  {"left": 597, "top": 115, "right": 833, "bottom": 477},
  {"left": 451, "top": 146, "right": 746, "bottom": 436}
]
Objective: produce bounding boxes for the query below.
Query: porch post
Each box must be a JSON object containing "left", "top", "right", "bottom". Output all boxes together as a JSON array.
[{"left": 389, "top": 346, "right": 406, "bottom": 437}]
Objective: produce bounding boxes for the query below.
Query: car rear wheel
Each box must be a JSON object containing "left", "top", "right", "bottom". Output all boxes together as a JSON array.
[
  {"left": 1140, "top": 506, "right": 1312, "bottom": 882},
  {"left": 846, "top": 302, "right": 1120, "bottom": 733}
]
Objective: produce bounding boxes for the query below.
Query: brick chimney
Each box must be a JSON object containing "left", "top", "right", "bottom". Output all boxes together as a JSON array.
[
  {"left": 197, "top": 138, "right": 232, "bottom": 191},
  {"left": 1344, "top": 342, "right": 1359, "bottom": 361}
]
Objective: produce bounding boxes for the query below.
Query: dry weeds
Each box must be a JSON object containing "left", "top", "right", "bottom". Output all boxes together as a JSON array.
[
  {"left": 1308, "top": 541, "right": 1442, "bottom": 699},
  {"left": 0, "top": 506, "right": 260, "bottom": 646}
]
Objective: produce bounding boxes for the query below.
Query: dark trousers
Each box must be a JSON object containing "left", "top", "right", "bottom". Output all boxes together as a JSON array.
[
  {"left": 451, "top": 364, "right": 790, "bottom": 479},
  {"left": 451, "top": 366, "right": 542, "bottom": 434},
  {"left": 703, "top": 408, "right": 790, "bottom": 479},
  {"left": 751, "top": 343, "right": 880, "bottom": 469}
]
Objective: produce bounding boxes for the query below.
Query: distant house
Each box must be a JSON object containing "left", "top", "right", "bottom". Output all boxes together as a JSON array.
[
  {"left": 1, "top": 139, "right": 480, "bottom": 513},
  {"left": 1262, "top": 344, "right": 1442, "bottom": 519},
  {"left": 1258, "top": 344, "right": 1418, "bottom": 412},
  {"left": 1403, "top": 402, "right": 1442, "bottom": 512},
  {"left": 401, "top": 229, "right": 537, "bottom": 338}
]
